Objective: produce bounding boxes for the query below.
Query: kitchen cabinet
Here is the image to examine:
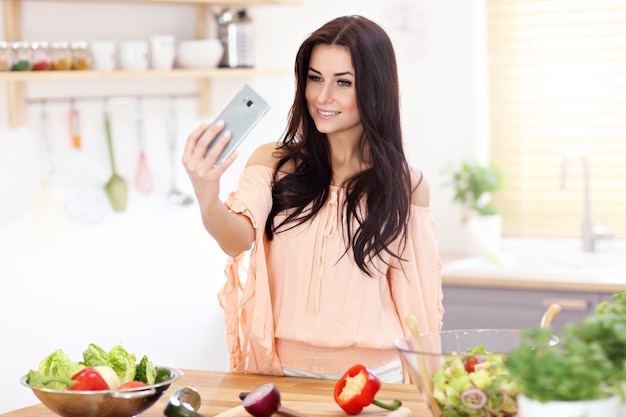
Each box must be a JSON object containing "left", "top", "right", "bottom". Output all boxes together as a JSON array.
[
  {"left": 442, "top": 285, "right": 614, "bottom": 335},
  {"left": 2, "top": 0, "right": 300, "bottom": 127}
]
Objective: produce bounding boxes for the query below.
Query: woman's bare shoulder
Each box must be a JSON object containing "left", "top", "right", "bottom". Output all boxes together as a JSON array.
[
  {"left": 245, "top": 141, "right": 282, "bottom": 168},
  {"left": 410, "top": 168, "right": 430, "bottom": 207}
]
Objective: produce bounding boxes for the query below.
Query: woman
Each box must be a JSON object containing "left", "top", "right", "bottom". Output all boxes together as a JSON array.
[{"left": 183, "top": 15, "right": 443, "bottom": 383}]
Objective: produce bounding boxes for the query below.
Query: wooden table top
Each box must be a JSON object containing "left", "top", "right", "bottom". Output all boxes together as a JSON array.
[{"left": 3, "top": 369, "right": 433, "bottom": 417}]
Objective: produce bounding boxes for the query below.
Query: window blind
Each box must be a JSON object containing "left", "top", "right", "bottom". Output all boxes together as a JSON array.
[{"left": 485, "top": 0, "right": 626, "bottom": 239}]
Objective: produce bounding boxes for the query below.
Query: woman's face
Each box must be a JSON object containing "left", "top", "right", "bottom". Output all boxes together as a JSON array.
[{"left": 305, "top": 44, "right": 362, "bottom": 140}]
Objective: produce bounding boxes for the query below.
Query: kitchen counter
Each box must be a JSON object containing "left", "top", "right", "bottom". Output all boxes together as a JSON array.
[
  {"left": 442, "top": 266, "right": 626, "bottom": 293},
  {"left": 440, "top": 239, "right": 626, "bottom": 332},
  {"left": 441, "top": 238, "right": 626, "bottom": 293},
  {"left": 1, "top": 369, "right": 430, "bottom": 417}
]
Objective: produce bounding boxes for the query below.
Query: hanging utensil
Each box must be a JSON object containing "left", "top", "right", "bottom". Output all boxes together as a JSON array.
[
  {"left": 64, "top": 99, "right": 108, "bottom": 224},
  {"left": 103, "top": 104, "right": 128, "bottom": 212},
  {"left": 29, "top": 101, "right": 68, "bottom": 241},
  {"left": 68, "top": 99, "right": 81, "bottom": 150},
  {"left": 166, "top": 97, "right": 193, "bottom": 205},
  {"left": 134, "top": 98, "right": 154, "bottom": 195}
]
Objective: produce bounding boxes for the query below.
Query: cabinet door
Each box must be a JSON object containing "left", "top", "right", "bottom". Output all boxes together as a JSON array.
[{"left": 442, "top": 286, "right": 604, "bottom": 334}]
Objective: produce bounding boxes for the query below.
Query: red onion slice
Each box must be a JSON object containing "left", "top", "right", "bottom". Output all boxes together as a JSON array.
[
  {"left": 242, "top": 383, "right": 281, "bottom": 417},
  {"left": 460, "top": 387, "right": 488, "bottom": 410}
]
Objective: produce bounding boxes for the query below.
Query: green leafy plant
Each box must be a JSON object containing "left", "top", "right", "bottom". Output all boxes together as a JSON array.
[
  {"left": 449, "top": 161, "right": 504, "bottom": 215},
  {"left": 505, "top": 292, "right": 626, "bottom": 403},
  {"left": 505, "top": 326, "right": 620, "bottom": 402},
  {"left": 577, "top": 292, "right": 626, "bottom": 385}
]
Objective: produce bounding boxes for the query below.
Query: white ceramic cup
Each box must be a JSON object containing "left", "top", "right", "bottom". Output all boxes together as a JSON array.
[
  {"left": 118, "top": 40, "right": 149, "bottom": 71},
  {"left": 149, "top": 35, "right": 176, "bottom": 70},
  {"left": 90, "top": 41, "right": 117, "bottom": 71}
]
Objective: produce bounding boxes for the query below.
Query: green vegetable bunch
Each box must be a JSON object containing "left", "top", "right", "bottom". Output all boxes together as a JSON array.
[
  {"left": 448, "top": 161, "right": 504, "bottom": 216},
  {"left": 505, "top": 302, "right": 626, "bottom": 404},
  {"left": 577, "top": 292, "right": 626, "bottom": 383},
  {"left": 28, "top": 343, "right": 158, "bottom": 390}
]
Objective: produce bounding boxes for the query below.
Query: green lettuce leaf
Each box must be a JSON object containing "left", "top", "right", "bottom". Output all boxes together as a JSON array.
[
  {"left": 108, "top": 344, "right": 137, "bottom": 383},
  {"left": 135, "top": 355, "right": 157, "bottom": 385},
  {"left": 35, "top": 349, "right": 84, "bottom": 390},
  {"left": 82, "top": 343, "right": 109, "bottom": 367}
]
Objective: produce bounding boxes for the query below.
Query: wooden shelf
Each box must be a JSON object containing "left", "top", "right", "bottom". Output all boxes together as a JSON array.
[
  {"left": 0, "top": 68, "right": 291, "bottom": 81},
  {"left": 27, "top": 0, "right": 299, "bottom": 3},
  {"left": 2, "top": 0, "right": 299, "bottom": 127}
]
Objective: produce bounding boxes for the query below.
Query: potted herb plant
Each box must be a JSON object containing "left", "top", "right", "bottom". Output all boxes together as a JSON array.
[
  {"left": 505, "top": 309, "right": 626, "bottom": 417},
  {"left": 578, "top": 291, "right": 626, "bottom": 416},
  {"left": 450, "top": 160, "right": 504, "bottom": 216},
  {"left": 447, "top": 160, "right": 505, "bottom": 258}
]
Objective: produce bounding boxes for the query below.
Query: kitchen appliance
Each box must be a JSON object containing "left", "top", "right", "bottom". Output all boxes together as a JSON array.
[{"left": 217, "top": 8, "right": 255, "bottom": 68}]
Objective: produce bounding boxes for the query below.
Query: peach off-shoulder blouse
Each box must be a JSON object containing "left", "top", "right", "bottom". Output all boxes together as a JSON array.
[{"left": 218, "top": 165, "right": 443, "bottom": 380}]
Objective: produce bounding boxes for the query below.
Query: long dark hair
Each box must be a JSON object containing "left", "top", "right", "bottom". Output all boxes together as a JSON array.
[{"left": 265, "top": 15, "right": 412, "bottom": 277}]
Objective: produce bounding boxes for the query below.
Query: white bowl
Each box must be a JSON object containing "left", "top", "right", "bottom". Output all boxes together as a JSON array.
[{"left": 176, "top": 39, "right": 223, "bottom": 69}]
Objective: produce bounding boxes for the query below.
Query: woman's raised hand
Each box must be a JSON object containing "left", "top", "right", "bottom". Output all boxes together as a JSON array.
[{"left": 182, "top": 120, "right": 238, "bottom": 210}]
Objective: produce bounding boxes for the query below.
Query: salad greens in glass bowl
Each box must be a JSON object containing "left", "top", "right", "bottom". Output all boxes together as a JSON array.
[{"left": 394, "top": 329, "right": 556, "bottom": 417}]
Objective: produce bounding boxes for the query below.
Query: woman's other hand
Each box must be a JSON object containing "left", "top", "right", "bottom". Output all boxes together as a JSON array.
[{"left": 182, "top": 120, "right": 237, "bottom": 210}]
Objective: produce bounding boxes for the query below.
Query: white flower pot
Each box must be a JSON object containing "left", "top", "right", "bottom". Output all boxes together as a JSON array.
[
  {"left": 464, "top": 213, "right": 502, "bottom": 257},
  {"left": 517, "top": 394, "right": 621, "bottom": 417}
]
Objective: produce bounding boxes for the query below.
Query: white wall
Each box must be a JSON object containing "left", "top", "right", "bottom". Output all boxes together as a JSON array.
[{"left": 0, "top": 0, "right": 481, "bottom": 412}]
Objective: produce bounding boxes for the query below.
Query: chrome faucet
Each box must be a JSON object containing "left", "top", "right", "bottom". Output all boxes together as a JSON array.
[{"left": 560, "top": 149, "right": 613, "bottom": 252}]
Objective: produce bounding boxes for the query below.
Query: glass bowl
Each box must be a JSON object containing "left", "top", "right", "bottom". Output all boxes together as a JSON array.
[
  {"left": 20, "top": 366, "right": 182, "bottom": 417},
  {"left": 394, "top": 329, "right": 552, "bottom": 417}
]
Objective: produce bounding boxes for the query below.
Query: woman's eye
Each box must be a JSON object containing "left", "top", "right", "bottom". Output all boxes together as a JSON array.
[
  {"left": 307, "top": 74, "right": 322, "bottom": 82},
  {"left": 338, "top": 79, "right": 352, "bottom": 87}
]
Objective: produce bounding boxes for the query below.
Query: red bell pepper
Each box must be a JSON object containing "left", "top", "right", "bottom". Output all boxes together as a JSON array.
[
  {"left": 69, "top": 367, "right": 109, "bottom": 391},
  {"left": 333, "top": 364, "right": 402, "bottom": 415},
  {"left": 37, "top": 367, "right": 110, "bottom": 391}
]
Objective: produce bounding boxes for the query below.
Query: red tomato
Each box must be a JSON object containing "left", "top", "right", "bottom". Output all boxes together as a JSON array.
[
  {"left": 464, "top": 356, "right": 478, "bottom": 373},
  {"left": 119, "top": 381, "right": 147, "bottom": 390}
]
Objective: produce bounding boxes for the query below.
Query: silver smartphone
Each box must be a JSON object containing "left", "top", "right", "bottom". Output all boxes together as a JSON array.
[{"left": 204, "top": 84, "right": 270, "bottom": 164}]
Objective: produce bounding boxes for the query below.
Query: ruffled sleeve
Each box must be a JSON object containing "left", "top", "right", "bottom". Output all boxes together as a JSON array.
[
  {"left": 217, "top": 165, "right": 283, "bottom": 375},
  {"left": 391, "top": 205, "right": 444, "bottom": 332},
  {"left": 389, "top": 205, "right": 444, "bottom": 382}
]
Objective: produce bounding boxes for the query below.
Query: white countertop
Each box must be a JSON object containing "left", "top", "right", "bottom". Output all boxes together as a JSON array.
[{"left": 441, "top": 238, "right": 626, "bottom": 293}]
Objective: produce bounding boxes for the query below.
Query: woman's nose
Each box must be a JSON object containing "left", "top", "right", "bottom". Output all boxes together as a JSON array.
[{"left": 316, "top": 84, "right": 333, "bottom": 104}]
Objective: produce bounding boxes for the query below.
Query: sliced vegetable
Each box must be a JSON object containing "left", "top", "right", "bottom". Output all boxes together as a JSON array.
[
  {"left": 93, "top": 365, "right": 121, "bottom": 389},
  {"left": 242, "top": 383, "right": 281, "bottom": 417},
  {"left": 432, "top": 346, "right": 519, "bottom": 417},
  {"left": 119, "top": 381, "right": 147, "bottom": 390},
  {"left": 463, "top": 355, "right": 485, "bottom": 373},
  {"left": 240, "top": 384, "right": 307, "bottom": 417},
  {"left": 333, "top": 364, "right": 402, "bottom": 415}
]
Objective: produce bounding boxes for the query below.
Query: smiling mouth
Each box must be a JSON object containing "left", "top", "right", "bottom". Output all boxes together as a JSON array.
[{"left": 317, "top": 110, "right": 340, "bottom": 118}]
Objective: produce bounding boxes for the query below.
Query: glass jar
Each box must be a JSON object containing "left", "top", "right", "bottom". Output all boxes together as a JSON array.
[
  {"left": 70, "top": 41, "right": 91, "bottom": 70},
  {"left": 11, "top": 41, "right": 32, "bottom": 71},
  {"left": 50, "top": 41, "right": 71, "bottom": 70},
  {"left": 31, "top": 41, "right": 52, "bottom": 71},
  {"left": 0, "top": 41, "right": 12, "bottom": 71}
]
